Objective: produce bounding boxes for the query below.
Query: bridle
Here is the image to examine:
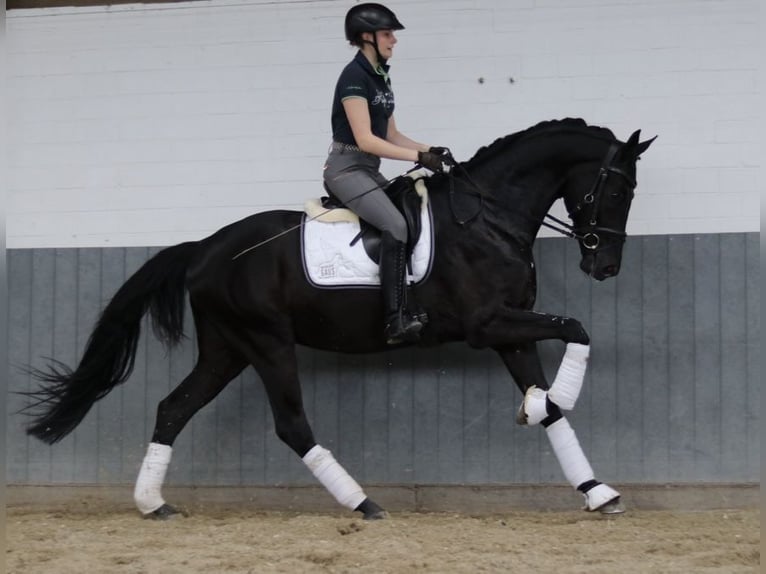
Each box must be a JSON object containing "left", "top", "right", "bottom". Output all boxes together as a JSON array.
[
  {"left": 552, "top": 142, "right": 637, "bottom": 251},
  {"left": 442, "top": 141, "right": 637, "bottom": 252}
]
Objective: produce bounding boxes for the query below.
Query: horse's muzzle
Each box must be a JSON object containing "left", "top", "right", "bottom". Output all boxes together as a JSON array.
[{"left": 580, "top": 256, "right": 620, "bottom": 281}]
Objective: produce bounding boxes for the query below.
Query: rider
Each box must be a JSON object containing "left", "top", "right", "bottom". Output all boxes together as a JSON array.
[{"left": 324, "top": 3, "right": 450, "bottom": 345}]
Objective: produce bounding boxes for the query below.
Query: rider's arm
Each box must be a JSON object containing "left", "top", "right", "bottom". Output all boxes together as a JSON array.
[
  {"left": 342, "top": 98, "right": 419, "bottom": 162},
  {"left": 386, "top": 115, "right": 430, "bottom": 153}
]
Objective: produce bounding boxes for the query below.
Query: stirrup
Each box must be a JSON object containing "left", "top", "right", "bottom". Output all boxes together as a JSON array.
[{"left": 384, "top": 314, "right": 423, "bottom": 345}]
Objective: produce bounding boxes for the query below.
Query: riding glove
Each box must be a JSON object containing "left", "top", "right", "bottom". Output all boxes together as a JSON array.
[
  {"left": 428, "top": 146, "right": 449, "bottom": 156},
  {"left": 417, "top": 150, "right": 447, "bottom": 173}
]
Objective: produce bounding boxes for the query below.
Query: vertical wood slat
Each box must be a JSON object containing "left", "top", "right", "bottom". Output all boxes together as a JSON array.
[
  {"left": 27, "top": 250, "right": 55, "bottom": 482},
  {"left": 587, "top": 252, "right": 618, "bottom": 480},
  {"left": 667, "top": 235, "right": 696, "bottom": 481},
  {"left": 97, "top": 248, "right": 126, "bottom": 484},
  {"left": 436, "top": 344, "right": 464, "bottom": 484},
  {"left": 49, "top": 249, "right": 78, "bottom": 483},
  {"left": 122, "top": 247, "right": 149, "bottom": 483},
  {"left": 337, "top": 353, "right": 365, "bottom": 480},
  {"left": 462, "top": 349, "right": 490, "bottom": 483},
  {"left": 641, "top": 236, "right": 670, "bottom": 481},
  {"left": 387, "top": 349, "right": 415, "bottom": 483},
  {"left": 71, "top": 248, "right": 101, "bottom": 483},
  {"left": 693, "top": 235, "right": 723, "bottom": 479},
  {"left": 744, "top": 234, "right": 759, "bottom": 482},
  {"left": 362, "top": 350, "right": 390, "bottom": 483},
  {"left": 487, "top": 356, "right": 515, "bottom": 482},
  {"left": 718, "top": 234, "right": 748, "bottom": 481},
  {"left": 7, "top": 250, "right": 32, "bottom": 483},
  {"left": 615, "top": 236, "right": 644, "bottom": 481},
  {"left": 6, "top": 233, "right": 759, "bottom": 486},
  {"left": 411, "top": 347, "right": 439, "bottom": 483},
  {"left": 239, "top": 369, "right": 268, "bottom": 484}
]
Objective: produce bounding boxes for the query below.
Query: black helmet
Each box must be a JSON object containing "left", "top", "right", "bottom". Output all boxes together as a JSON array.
[{"left": 345, "top": 3, "right": 405, "bottom": 43}]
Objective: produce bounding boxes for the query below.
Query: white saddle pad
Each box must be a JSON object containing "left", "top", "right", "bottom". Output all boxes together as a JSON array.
[{"left": 301, "top": 174, "right": 433, "bottom": 288}]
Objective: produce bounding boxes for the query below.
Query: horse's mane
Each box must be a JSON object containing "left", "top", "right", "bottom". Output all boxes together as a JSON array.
[{"left": 463, "top": 118, "right": 616, "bottom": 167}]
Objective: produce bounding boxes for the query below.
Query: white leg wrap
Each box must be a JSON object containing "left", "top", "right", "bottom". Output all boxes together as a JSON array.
[
  {"left": 547, "top": 343, "right": 589, "bottom": 410},
  {"left": 134, "top": 442, "right": 172, "bottom": 514},
  {"left": 520, "top": 386, "right": 549, "bottom": 426},
  {"left": 544, "top": 417, "right": 594, "bottom": 489},
  {"left": 302, "top": 445, "right": 367, "bottom": 510}
]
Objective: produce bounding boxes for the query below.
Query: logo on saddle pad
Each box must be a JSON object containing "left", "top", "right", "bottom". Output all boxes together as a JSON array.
[{"left": 301, "top": 175, "right": 434, "bottom": 288}]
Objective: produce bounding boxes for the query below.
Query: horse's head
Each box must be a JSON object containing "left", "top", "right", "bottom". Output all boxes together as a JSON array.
[{"left": 563, "top": 129, "right": 656, "bottom": 280}]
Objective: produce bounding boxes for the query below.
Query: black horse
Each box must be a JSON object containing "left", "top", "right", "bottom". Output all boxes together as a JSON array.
[{"left": 24, "top": 118, "right": 655, "bottom": 519}]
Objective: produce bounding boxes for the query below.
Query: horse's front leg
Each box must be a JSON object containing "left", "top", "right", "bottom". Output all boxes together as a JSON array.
[
  {"left": 490, "top": 343, "right": 623, "bottom": 514},
  {"left": 468, "top": 309, "right": 591, "bottom": 420}
]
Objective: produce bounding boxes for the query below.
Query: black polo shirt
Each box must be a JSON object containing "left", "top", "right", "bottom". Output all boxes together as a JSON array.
[{"left": 331, "top": 51, "right": 395, "bottom": 146}]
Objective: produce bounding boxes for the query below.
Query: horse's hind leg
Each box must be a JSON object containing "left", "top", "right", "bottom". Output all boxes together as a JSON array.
[
  {"left": 135, "top": 323, "right": 246, "bottom": 519},
  {"left": 240, "top": 334, "right": 387, "bottom": 520},
  {"left": 498, "top": 345, "right": 623, "bottom": 514}
]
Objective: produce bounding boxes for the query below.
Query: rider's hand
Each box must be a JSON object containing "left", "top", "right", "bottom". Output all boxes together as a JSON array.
[
  {"left": 417, "top": 150, "right": 447, "bottom": 173},
  {"left": 428, "top": 146, "right": 449, "bottom": 156}
]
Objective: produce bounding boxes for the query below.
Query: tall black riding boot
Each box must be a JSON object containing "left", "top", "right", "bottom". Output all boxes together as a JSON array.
[{"left": 379, "top": 231, "right": 423, "bottom": 345}]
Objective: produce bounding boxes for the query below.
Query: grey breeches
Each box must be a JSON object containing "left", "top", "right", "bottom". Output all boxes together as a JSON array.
[{"left": 323, "top": 148, "right": 408, "bottom": 243}]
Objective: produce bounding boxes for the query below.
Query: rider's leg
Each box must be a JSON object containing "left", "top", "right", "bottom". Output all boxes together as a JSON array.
[
  {"left": 379, "top": 230, "right": 423, "bottom": 344},
  {"left": 323, "top": 149, "right": 423, "bottom": 343}
]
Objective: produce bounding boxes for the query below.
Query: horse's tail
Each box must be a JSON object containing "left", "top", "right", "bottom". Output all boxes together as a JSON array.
[{"left": 24, "top": 241, "right": 199, "bottom": 444}]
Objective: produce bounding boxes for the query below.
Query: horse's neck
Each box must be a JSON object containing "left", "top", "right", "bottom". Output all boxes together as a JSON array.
[{"left": 467, "top": 131, "right": 601, "bottom": 241}]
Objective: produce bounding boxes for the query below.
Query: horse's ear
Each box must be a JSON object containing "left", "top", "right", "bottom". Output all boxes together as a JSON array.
[
  {"left": 625, "top": 129, "right": 641, "bottom": 148},
  {"left": 636, "top": 135, "right": 657, "bottom": 157}
]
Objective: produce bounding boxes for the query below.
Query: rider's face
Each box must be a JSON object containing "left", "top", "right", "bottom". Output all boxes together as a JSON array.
[{"left": 361, "top": 29, "right": 397, "bottom": 60}]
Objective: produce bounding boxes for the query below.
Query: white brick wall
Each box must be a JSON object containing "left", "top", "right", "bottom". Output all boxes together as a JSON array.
[{"left": 7, "top": 0, "right": 760, "bottom": 248}]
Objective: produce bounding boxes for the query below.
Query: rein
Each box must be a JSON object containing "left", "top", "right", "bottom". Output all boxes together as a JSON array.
[
  {"left": 231, "top": 165, "right": 422, "bottom": 261},
  {"left": 231, "top": 140, "right": 635, "bottom": 261},
  {"left": 441, "top": 143, "right": 636, "bottom": 251}
]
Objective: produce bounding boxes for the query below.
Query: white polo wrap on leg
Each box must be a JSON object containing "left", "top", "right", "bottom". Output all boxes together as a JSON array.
[
  {"left": 547, "top": 343, "right": 590, "bottom": 410},
  {"left": 134, "top": 442, "right": 172, "bottom": 514},
  {"left": 302, "top": 445, "right": 366, "bottom": 510},
  {"left": 521, "top": 386, "right": 549, "bottom": 426},
  {"left": 544, "top": 417, "right": 594, "bottom": 489}
]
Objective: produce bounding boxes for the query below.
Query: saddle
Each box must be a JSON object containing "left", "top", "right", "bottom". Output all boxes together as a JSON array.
[{"left": 320, "top": 176, "right": 424, "bottom": 265}]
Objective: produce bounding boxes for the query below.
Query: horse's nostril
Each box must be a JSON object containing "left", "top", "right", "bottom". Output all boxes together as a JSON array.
[{"left": 602, "top": 265, "right": 619, "bottom": 277}]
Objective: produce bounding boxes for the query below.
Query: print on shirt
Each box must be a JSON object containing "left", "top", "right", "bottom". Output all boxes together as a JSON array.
[{"left": 371, "top": 89, "right": 394, "bottom": 108}]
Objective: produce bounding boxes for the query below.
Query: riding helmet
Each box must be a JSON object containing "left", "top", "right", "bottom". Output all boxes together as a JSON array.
[{"left": 345, "top": 3, "right": 405, "bottom": 43}]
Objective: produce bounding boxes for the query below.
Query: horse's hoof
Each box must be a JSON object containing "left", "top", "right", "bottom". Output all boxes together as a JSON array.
[
  {"left": 597, "top": 498, "right": 625, "bottom": 515},
  {"left": 144, "top": 504, "right": 186, "bottom": 520},
  {"left": 355, "top": 497, "right": 388, "bottom": 520},
  {"left": 363, "top": 510, "right": 389, "bottom": 520},
  {"left": 582, "top": 483, "right": 622, "bottom": 513}
]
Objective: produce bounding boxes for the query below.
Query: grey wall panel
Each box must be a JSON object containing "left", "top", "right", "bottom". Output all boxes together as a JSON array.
[
  {"left": 7, "top": 249, "right": 32, "bottom": 484},
  {"left": 6, "top": 233, "right": 759, "bottom": 486},
  {"left": 667, "top": 235, "right": 697, "bottom": 481},
  {"left": 744, "top": 234, "right": 759, "bottom": 480},
  {"left": 640, "top": 236, "right": 671, "bottom": 482}
]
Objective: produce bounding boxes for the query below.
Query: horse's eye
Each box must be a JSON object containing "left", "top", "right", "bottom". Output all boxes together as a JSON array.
[{"left": 609, "top": 188, "right": 626, "bottom": 201}]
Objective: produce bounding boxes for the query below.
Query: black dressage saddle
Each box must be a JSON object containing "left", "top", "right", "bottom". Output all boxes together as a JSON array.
[{"left": 321, "top": 176, "right": 424, "bottom": 266}]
